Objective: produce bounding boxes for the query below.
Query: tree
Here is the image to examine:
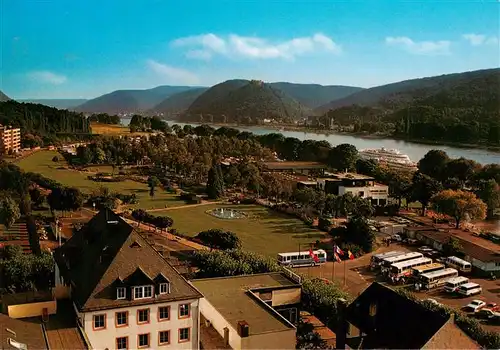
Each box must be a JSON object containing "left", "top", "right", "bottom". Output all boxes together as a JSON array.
[
  {"left": 0, "top": 196, "right": 21, "bottom": 229},
  {"left": 47, "top": 187, "right": 64, "bottom": 213},
  {"left": 327, "top": 144, "right": 358, "bottom": 171},
  {"left": 442, "top": 237, "right": 464, "bottom": 257},
  {"left": 388, "top": 172, "right": 412, "bottom": 208},
  {"left": 147, "top": 176, "right": 160, "bottom": 198},
  {"left": 445, "top": 158, "right": 480, "bottom": 187},
  {"left": 410, "top": 172, "right": 442, "bottom": 215},
  {"left": 223, "top": 165, "right": 241, "bottom": 187},
  {"left": 355, "top": 158, "right": 379, "bottom": 177},
  {"left": 196, "top": 229, "right": 242, "bottom": 250},
  {"left": 26, "top": 215, "right": 41, "bottom": 255},
  {"left": 417, "top": 150, "right": 450, "bottom": 180},
  {"left": 296, "top": 321, "right": 329, "bottom": 350},
  {"left": 29, "top": 187, "right": 46, "bottom": 208},
  {"left": 431, "top": 189, "right": 487, "bottom": 229},
  {"left": 206, "top": 165, "right": 224, "bottom": 199},
  {"left": 344, "top": 215, "right": 376, "bottom": 252},
  {"left": 476, "top": 179, "right": 500, "bottom": 219},
  {"left": 63, "top": 187, "right": 84, "bottom": 212}
]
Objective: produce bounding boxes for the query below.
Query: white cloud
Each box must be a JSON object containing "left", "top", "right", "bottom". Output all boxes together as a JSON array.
[
  {"left": 385, "top": 36, "right": 451, "bottom": 55},
  {"left": 146, "top": 60, "right": 199, "bottom": 84},
  {"left": 171, "top": 32, "right": 341, "bottom": 60},
  {"left": 28, "top": 70, "right": 67, "bottom": 84},
  {"left": 462, "top": 33, "right": 499, "bottom": 46}
]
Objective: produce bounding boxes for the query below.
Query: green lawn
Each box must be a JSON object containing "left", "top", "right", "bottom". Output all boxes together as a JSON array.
[
  {"left": 16, "top": 150, "right": 186, "bottom": 209},
  {"left": 154, "top": 204, "right": 326, "bottom": 256}
]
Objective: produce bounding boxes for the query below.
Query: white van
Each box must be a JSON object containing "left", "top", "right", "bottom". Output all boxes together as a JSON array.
[
  {"left": 457, "top": 282, "right": 482, "bottom": 296},
  {"left": 444, "top": 276, "right": 469, "bottom": 293}
]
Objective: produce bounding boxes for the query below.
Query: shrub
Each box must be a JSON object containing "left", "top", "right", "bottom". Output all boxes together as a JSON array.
[
  {"left": 52, "top": 156, "right": 59, "bottom": 162},
  {"left": 318, "top": 217, "right": 332, "bottom": 232},
  {"left": 196, "top": 229, "right": 241, "bottom": 250}
]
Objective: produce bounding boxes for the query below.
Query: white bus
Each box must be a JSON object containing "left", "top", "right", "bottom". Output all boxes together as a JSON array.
[
  {"left": 444, "top": 276, "right": 469, "bottom": 293},
  {"left": 277, "top": 249, "right": 327, "bottom": 267},
  {"left": 412, "top": 263, "right": 445, "bottom": 278},
  {"left": 370, "top": 251, "right": 405, "bottom": 270},
  {"left": 380, "top": 252, "right": 424, "bottom": 274},
  {"left": 445, "top": 256, "right": 472, "bottom": 273},
  {"left": 389, "top": 257, "right": 433, "bottom": 279},
  {"left": 420, "top": 268, "right": 459, "bottom": 290},
  {"left": 457, "top": 282, "right": 482, "bottom": 296}
]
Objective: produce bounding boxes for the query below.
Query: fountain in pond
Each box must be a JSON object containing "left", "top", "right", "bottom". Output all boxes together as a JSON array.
[{"left": 207, "top": 207, "right": 246, "bottom": 219}]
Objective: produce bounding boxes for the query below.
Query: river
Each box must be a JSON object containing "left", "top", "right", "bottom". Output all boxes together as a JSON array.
[{"left": 121, "top": 118, "right": 500, "bottom": 165}]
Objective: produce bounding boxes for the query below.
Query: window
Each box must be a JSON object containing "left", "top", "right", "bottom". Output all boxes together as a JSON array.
[
  {"left": 159, "top": 283, "right": 170, "bottom": 294},
  {"left": 116, "top": 336, "right": 128, "bottom": 350},
  {"left": 117, "top": 287, "right": 126, "bottom": 300},
  {"left": 115, "top": 311, "right": 128, "bottom": 327},
  {"left": 158, "top": 306, "right": 170, "bottom": 321},
  {"left": 179, "top": 304, "right": 190, "bottom": 318},
  {"left": 134, "top": 285, "right": 153, "bottom": 299},
  {"left": 137, "top": 309, "right": 150, "bottom": 324},
  {"left": 158, "top": 330, "right": 170, "bottom": 346},
  {"left": 93, "top": 314, "right": 106, "bottom": 330},
  {"left": 179, "top": 328, "right": 190, "bottom": 343},
  {"left": 138, "top": 333, "right": 150, "bottom": 348}
]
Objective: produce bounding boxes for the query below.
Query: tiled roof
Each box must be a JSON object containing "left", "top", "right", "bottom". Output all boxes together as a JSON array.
[
  {"left": 0, "top": 314, "right": 48, "bottom": 350},
  {"left": 54, "top": 209, "right": 202, "bottom": 312}
]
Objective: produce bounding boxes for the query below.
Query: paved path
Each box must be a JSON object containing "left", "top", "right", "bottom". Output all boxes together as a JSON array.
[{"left": 145, "top": 201, "right": 218, "bottom": 212}]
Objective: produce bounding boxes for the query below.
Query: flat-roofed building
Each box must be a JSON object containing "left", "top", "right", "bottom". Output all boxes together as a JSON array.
[
  {"left": 192, "top": 271, "right": 301, "bottom": 350},
  {"left": 262, "top": 161, "right": 327, "bottom": 176},
  {"left": 0, "top": 125, "right": 21, "bottom": 154}
]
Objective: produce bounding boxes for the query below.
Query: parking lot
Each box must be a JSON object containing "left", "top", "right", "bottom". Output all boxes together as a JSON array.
[{"left": 292, "top": 242, "right": 500, "bottom": 333}]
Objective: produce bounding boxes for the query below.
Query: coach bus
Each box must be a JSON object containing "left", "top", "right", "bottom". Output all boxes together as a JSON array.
[
  {"left": 380, "top": 252, "right": 424, "bottom": 274},
  {"left": 370, "top": 251, "right": 405, "bottom": 270},
  {"left": 277, "top": 249, "right": 327, "bottom": 267},
  {"left": 444, "top": 276, "right": 469, "bottom": 293},
  {"left": 389, "top": 257, "right": 433, "bottom": 280},
  {"left": 445, "top": 256, "right": 472, "bottom": 273},
  {"left": 412, "top": 263, "right": 445, "bottom": 278},
  {"left": 420, "top": 268, "right": 459, "bottom": 290}
]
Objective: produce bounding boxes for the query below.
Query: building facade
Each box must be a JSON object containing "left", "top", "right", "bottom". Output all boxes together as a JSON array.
[
  {"left": 0, "top": 125, "right": 21, "bottom": 153},
  {"left": 54, "top": 209, "right": 203, "bottom": 350}
]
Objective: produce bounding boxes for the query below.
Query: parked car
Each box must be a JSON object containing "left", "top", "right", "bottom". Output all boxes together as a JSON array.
[
  {"left": 403, "top": 238, "right": 418, "bottom": 245},
  {"left": 475, "top": 308, "right": 500, "bottom": 319},
  {"left": 424, "top": 298, "right": 441, "bottom": 306},
  {"left": 486, "top": 302, "right": 499, "bottom": 311},
  {"left": 418, "top": 246, "right": 433, "bottom": 253},
  {"left": 391, "top": 234, "right": 402, "bottom": 242},
  {"left": 463, "top": 300, "right": 486, "bottom": 312}
]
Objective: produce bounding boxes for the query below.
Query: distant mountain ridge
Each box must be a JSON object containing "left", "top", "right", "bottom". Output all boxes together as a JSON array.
[
  {"left": 74, "top": 86, "right": 201, "bottom": 114},
  {"left": 182, "top": 79, "right": 315, "bottom": 124},
  {"left": 316, "top": 68, "right": 500, "bottom": 113},
  {"left": 150, "top": 88, "right": 209, "bottom": 116},
  {"left": 0, "top": 91, "right": 11, "bottom": 102},
  {"left": 19, "top": 99, "right": 88, "bottom": 109}
]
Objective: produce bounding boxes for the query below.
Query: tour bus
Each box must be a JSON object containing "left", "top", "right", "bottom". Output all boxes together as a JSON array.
[
  {"left": 444, "top": 276, "right": 470, "bottom": 293},
  {"left": 277, "top": 249, "right": 327, "bottom": 267},
  {"left": 412, "top": 263, "right": 445, "bottom": 278},
  {"left": 370, "top": 251, "right": 405, "bottom": 270},
  {"left": 420, "top": 268, "right": 459, "bottom": 290},
  {"left": 389, "top": 257, "right": 433, "bottom": 279},
  {"left": 445, "top": 256, "right": 472, "bottom": 273},
  {"left": 380, "top": 252, "right": 424, "bottom": 274},
  {"left": 457, "top": 282, "right": 482, "bottom": 296}
]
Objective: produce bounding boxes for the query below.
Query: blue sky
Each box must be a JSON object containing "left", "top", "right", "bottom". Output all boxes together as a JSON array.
[{"left": 2, "top": 0, "right": 499, "bottom": 99}]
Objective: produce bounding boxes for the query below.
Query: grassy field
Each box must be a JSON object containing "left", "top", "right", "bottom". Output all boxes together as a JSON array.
[
  {"left": 90, "top": 122, "right": 150, "bottom": 137},
  {"left": 153, "top": 204, "right": 326, "bottom": 256},
  {"left": 16, "top": 150, "right": 186, "bottom": 209}
]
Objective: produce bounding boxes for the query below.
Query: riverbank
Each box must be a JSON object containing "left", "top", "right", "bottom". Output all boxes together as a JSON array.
[{"left": 167, "top": 120, "right": 500, "bottom": 153}]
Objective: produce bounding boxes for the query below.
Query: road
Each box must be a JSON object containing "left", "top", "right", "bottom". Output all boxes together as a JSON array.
[{"left": 292, "top": 243, "right": 500, "bottom": 332}]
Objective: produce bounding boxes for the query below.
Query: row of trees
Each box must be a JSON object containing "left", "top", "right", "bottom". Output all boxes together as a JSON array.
[
  {"left": 88, "top": 113, "right": 121, "bottom": 124},
  {"left": 131, "top": 209, "right": 173, "bottom": 233}
]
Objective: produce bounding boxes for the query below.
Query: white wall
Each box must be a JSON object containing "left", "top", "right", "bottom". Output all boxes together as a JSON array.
[
  {"left": 339, "top": 185, "right": 388, "bottom": 200},
  {"left": 469, "top": 258, "right": 500, "bottom": 272},
  {"left": 199, "top": 298, "right": 241, "bottom": 350},
  {"left": 83, "top": 298, "right": 199, "bottom": 350}
]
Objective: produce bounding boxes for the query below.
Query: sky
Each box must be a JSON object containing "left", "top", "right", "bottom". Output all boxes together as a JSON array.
[{"left": 1, "top": 0, "right": 499, "bottom": 99}]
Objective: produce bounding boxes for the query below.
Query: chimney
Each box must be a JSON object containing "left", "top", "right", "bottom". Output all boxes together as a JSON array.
[
  {"left": 237, "top": 320, "right": 249, "bottom": 338},
  {"left": 336, "top": 298, "right": 348, "bottom": 350}
]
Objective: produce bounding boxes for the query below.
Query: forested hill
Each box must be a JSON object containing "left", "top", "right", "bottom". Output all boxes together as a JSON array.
[
  {"left": 74, "top": 85, "right": 201, "bottom": 114},
  {"left": 0, "top": 91, "right": 11, "bottom": 102},
  {"left": 316, "top": 68, "right": 500, "bottom": 145},
  {"left": 269, "top": 83, "right": 363, "bottom": 109},
  {"left": 182, "top": 80, "right": 314, "bottom": 124},
  {"left": 150, "top": 88, "right": 209, "bottom": 116},
  {"left": 316, "top": 68, "right": 500, "bottom": 113},
  {"left": 0, "top": 100, "right": 90, "bottom": 140}
]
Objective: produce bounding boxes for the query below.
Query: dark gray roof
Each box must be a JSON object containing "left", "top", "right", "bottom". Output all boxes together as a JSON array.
[
  {"left": 54, "top": 209, "right": 202, "bottom": 312},
  {"left": 345, "top": 283, "right": 448, "bottom": 349},
  {"left": 0, "top": 314, "right": 48, "bottom": 349}
]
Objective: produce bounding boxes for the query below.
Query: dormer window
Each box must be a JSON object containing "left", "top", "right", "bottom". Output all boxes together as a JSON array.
[
  {"left": 133, "top": 285, "right": 153, "bottom": 299},
  {"left": 117, "top": 287, "right": 126, "bottom": 300},
  {"left": 159, "top": 282, "right": 170, "bottom": 294}
]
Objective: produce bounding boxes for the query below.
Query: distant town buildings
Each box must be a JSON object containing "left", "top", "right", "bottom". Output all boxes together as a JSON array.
[{"left": 0, "top": 125, "right": 21, "bottom": 154}]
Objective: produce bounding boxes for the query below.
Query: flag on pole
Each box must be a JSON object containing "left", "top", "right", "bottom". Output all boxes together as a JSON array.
[
  {"left": 334, "top": 245, "right": 344, "bottom": 256},
  {"left": 334, "top": 252, "right": 342, "bottom": 263},
  {"left": 348, "top": 250, "right": 355, "bottom": 260},
  {"left": 309, "top": 249, "right": 320, "bottom": 263}
]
